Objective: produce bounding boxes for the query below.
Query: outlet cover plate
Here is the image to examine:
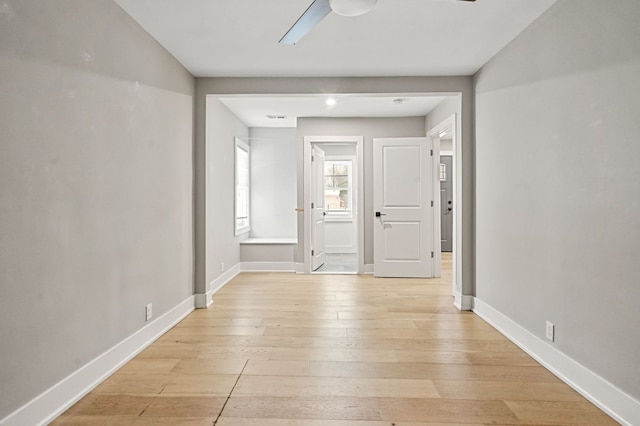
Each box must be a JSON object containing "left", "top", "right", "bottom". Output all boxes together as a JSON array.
[{"left": 545, "top": 320, "right": 554, "bottom": 341}]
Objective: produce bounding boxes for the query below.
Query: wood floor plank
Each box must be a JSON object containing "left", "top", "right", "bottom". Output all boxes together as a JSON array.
[
  {"left": 269, "top": 347, "right": 398, "bottom": 363},
  {"left": 92, "top": 373, "right": 171, "bottom": 395},
  {"left": 160, "top": 374, "right": 239, "bottom": 395},
  {"left": 217, "top": 419, "right": 485, "bottom": 426},
  {"left": 140, "top": 395, "right": 226, "bottom": 417},
  {"left": 117, "top": 358, "right": 180, "bottom": 374},
  {"left": 220, "top": 396, "right": 382, "bottom": 421},
  {"left": 432, "top": 379, "right": 584, "bottom": 402},
  {"left": 504, "top": 400, "right": 620, "bottom": 425},
  {"left": 234, "top": 375, "right": 440, "bottom": 398},
  {"left": 170, "top": 358, "right": 248, "bottom": 375},
  {"left": 377, "top": 398, "right": 521, "bottom": 424}
]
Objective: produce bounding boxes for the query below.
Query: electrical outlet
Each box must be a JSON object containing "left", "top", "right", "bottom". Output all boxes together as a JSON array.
[
  {"left": 220, "top": 262, "right": 225, "bottom": 272},
  {"left": 146, "top": 303, "right": 153, "bottom": 321},
  {"left": 545, "top": 321, "right": 555, "bottom": 342}
]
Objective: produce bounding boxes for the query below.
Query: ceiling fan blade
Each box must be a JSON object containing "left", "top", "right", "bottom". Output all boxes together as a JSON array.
[{"left": 279, "top": 0, "right": 332, "bottom": 45}]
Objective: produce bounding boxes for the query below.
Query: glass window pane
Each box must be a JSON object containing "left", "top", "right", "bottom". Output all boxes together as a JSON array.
[
  {"left": 324, "top": 163, "right": 334, "bottom": 175},
  {"left": 334, "top": 164, "right": 349, "bottom": 175},
  {"left": 339, "top": 189, "right": 349, "bottom": 210},
  {"left": 334, "top": 176, "right": 348, "bottom": 188},
  {"left": 324, "top": 176, "right": 334, "bottom": 188}
]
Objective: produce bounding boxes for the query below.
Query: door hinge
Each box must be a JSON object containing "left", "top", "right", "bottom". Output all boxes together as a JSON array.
[
  {"left": 431, "top": 251, "right": 434, "bottom": 258},
  {"left": 312, "top": 155, "right": 315, "bottom": 162},
  {"left": 311, "top": 249, "right": 315, "bottom": 256},
  {"left": 431, "top": 200, "right": 434, "bottom": 207},
  {"left": 430, "top": 149, "right": 433, "bottom": 156},
  {"left": 311, "top": 202, "right": 315, "bottom": 209}
]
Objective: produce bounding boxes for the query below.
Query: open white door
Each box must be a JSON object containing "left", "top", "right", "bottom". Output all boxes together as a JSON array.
[
  {"left": 373, "top": 137, "right": 433, "bottom": 278},
  {"left": 311, "top": 146, "right": 326, "bottom": 271}
]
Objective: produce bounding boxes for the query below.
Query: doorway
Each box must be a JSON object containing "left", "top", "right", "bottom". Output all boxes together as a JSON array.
[
  {"left": 303, "top": 136, "right": 364, "bottom": 274},
  {"left": 428, "top": 114, "right": 461, "bottom": 305}
]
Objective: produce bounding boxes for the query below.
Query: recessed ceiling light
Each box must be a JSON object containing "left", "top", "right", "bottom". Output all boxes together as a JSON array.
[
  {"left": 266, "top": 114, "right": 287, "bottom": 120},
  {"left": 325, "top": 98, "right": 337, "bottom": 106},
  {"left": 393, "top": 98, "right": 405, "bottom": 105}
]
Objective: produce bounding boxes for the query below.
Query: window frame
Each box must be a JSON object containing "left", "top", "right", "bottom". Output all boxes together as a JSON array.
[
  {"left": 324, "top": 157, "right": 354, "bottom": 219},
  {"left": 234, "top": 137, "right": 250, "bottom": 236}
]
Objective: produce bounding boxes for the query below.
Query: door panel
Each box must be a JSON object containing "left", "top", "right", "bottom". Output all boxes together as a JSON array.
[
  {"left": 440, "top": 155, "right": 453, "bottom": 252},
  {"left": 382, "top": 146, "right": 422, "bottom": 207},
  {"left": 373, "top": 138, "right": 433, "bottom": 278},
  {"left": 311, "top": 146, "right": 326, "bottom": 271},
  {"left": 382, "top": 221, "right": 422, "bottom": 260}
]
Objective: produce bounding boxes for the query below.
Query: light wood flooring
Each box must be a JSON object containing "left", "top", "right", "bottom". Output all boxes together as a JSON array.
[{"left": 53, "top": 254, "right": 618, "bottom": 425}]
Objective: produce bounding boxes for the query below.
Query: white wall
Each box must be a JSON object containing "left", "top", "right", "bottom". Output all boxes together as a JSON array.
[
  {"left": 475, "top": 0, "right": 640, "bottom": 408},
  {"left": 248, "top": 127, "right": 297, "bottom": 238},
  {"left": 0, "top": 0, "right": 194, "bottom": 420},
  {"left": 205, "top": 97, "right": 249, "bottom": 287}
]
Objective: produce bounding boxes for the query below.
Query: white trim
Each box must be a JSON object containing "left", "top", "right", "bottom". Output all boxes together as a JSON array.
[
  {"left": 0, "top": 296, "right": 195, "bottom": 426},
  {"left": 240, "top": 262, "right": 296, "bottom": 272},
  {"left": 474, "top": 298, "right": 640, "bottom": 426},
  {"left": 295, "top": 262, "right": 305, "bottom": 274},
  {"left": 428, "top": 113, "right": 461, "bottom": 305},
  {"left": 194, "top": 291, "right": 214, "bottom": 309},
  {"left": 240, "top": 237, "right": 297, "bottom": 245},
  {"left": 363, "top": 263, "right": 374, "bottom": 274},
  {"left": 303, "top": 136, "right": 364, "bottom": 275},
  {"left": 210, "top": 263, "right": 242, "bottom": 294},
  {"left": 453, "top": 292, "right": 474, "bottom": 311},
  {"left": 234, "top": 137, "right": 251, "bottom": 236},
  {"left": 431, "top": 136, "right": 442, "bottom": 278}
]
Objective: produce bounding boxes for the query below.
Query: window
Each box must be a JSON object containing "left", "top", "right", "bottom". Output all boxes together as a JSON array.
[
  {"left": 235, "top": 137, "right": 250, "bottom": 235},
  {"left": 324, "top": 159, "right": 352, "bottom": 217}
]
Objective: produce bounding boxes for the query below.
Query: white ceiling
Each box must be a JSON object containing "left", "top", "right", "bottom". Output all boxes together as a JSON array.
[
  {"left": 114, "top": 0, "right": 557, "bottom": 126},
  {"left": 218, "top": 94, "right": 446, "bottom": 128}
]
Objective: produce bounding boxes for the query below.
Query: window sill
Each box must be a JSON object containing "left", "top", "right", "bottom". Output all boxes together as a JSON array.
[{"left": 240, "top": 237, "right": 297, "bottom": 245}]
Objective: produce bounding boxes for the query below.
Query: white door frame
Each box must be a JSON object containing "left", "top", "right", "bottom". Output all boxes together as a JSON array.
[
  {"left": 428, "top": 113, "right": 465, "bottom": 309},
  {"left": 303, "top": 136, "right": 364, "bottom": 274}
]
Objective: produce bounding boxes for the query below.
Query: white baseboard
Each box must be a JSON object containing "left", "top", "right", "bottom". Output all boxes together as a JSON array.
[
  {"left": 194, "top": 291, "right": 213, "bottom": 309},
  {"left": 453, "top": 291, "right": 474, "bottom": 311},
  {"left": 240, "top": 262, "right": 295, "bottom": 272},
  {"left": 195, "top": 263, "right": 242, "bottom": 309},
  {"left": 0, "top": 296, "right": 195, "bottom": 426},
  {"left": 295, "top": 262, "right": 304, "bottom": 274},
  {"left": 363, "top": 263, "right": 374, "bottom": 274},
  {"left": 474, "top": 298, "right": 640, "bottom": 426}
]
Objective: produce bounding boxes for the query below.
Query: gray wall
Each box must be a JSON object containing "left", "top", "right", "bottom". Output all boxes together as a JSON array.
[
  {"left": 204, "top": 98, "right": 248, "bottom": 288},
  {"left": 475, "top": 0, "right": 640, "bottom": 400},
  {"left": 248, "top": 127, "right": 297, "bottom": 238},
  {"left": 194, "top": 77, "right": 475, "bottom": 295},
  {"left": 426, "top": 95, "right": 461, "bottom": 132},
  {"left": 296, "top": 117, "right": 426, "bottom": 264},
  {"left": 0, "top": 0, "right": 194, "bottom": 419}
]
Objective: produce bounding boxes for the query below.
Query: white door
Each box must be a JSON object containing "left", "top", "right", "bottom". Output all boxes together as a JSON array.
[
  {"left": 373, "top": 137, "right": 433, "bottom": 278},
  {"left": 311, "top": 146, "right": 326, "bottom": 271}
]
